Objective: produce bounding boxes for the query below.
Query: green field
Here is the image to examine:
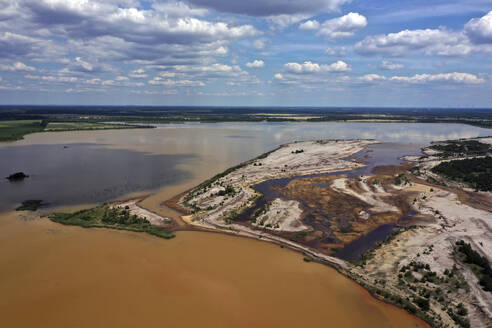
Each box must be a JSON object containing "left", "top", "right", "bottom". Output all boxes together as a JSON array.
[
  {"left": 44, "top": 122, "right": 138, "bottom": 131},
  {"left": 51, "top": 205, "right": 175, "bottom": 239},
  {"left": 0, "top": 120, "right": 46, "bottom": 141},
  {"left": 0, "top": 120, "right": 148, "bottom": 142}
]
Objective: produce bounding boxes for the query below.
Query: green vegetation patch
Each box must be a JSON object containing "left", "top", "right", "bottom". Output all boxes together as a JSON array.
[
  {"left": 0, "top": 120, "right": 46, "bottom": 141},
  {"left": 16, "top": 200, "right": 44, "bottom": 211},
  {"left": 340, "top": 224, "right": 354, "bottom": 233},
  {"left": 44, "top": 122, "right": 138, "bottom": 131},
  {"left": 51, "top": 205, "right": 174, "bottom": 239},
  {"left": 455, "top": 240, "right": 492, "bottom": 292},
  {"left": 430, "top": 140, "right": 491, "bottom": 158},
  {"left": 431, "top": 156, "right": 492, "bottom": 191},
  {"left": 394, "top": 173, "right": 410, "bottom": 186}
]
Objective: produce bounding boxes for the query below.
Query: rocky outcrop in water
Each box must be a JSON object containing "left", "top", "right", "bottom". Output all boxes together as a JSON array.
[{"left": 6, "top": 172, "right": 29, "bottom": 181}]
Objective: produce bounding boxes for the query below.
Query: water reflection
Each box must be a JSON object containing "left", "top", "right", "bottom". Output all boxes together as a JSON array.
[
  {"left": 0, "top": 122, "right": 489, "bottom": 211},
  {"left": 0, "top": 143, "right": 194, "bottom": 211}
]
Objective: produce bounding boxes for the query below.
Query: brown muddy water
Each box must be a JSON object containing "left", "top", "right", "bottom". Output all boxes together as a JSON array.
[
  {"left": 1, "top": 122, "right": 490, "bottom": 327},
  {"left": 0, "top": 212, "right": 427, "bottom": 328}
]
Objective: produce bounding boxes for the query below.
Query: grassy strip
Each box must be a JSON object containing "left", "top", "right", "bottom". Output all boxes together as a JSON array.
[
  {"left": 0, "top": 120, "right": 45, "bottom": 141},
  {"left": 16, "top": 200, "right": 44, "bottom": 211},
  {"left": 0, "top": 119, "right": 151, "bottom": 142},
  {"left": 50, "top": 205, "right": 174, "bottom": 239},
  {"left": 44, "top": 121, "right": 149, "bottom": 131}
]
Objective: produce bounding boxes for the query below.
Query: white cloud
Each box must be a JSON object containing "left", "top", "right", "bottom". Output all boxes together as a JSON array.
[
  {"left": 215, "top": 46, "right": 228, "bottom": 55},
  {"left": 325, "top": 46, "right": 347, "bottom": 56},
  {"left": 186, "top": 0, "right": 350, "bottom": 17},
  {"left": 355, "top": 28, "right": 472, "bottom": 57},
  {"left": 246, "top": 60, "right": 264, "bottom": 68},
  {"left": 299, "top": 13, "right": 367, "bottom": 38},
  {"left": 25, "top": 74, "right": 78, "bottom": 83},
  {"left": 0, "top": 32, "right": 64, "bottom": 59},
  {"left": 465, "top": 11, "right": 492, "bottom": 44},
  {"left": 152, "top": 1, "right": 209, "bottom": 17},
  {"left": 359, "top": 74, "right": 387, "bottom": 82},
  {"left": 317, "top": 12, "right": 367, "bottom": 39},
  {"left": 75, "top": 57, "right": 93, "bottom": 71},
  {"left": 390, "top": 72, "right": 485, "bottom": 84},
  {"left": 380, "top": 60, "right": 403, "bottom": 70},
  {"left": 148, "top": 78, "right": 205, "bottom": 87},
  {"left": 129, "top": 68, "right": 147, "bottom": 78},
  {"left": 274, "top": 73, "right": 283, "bottom": 80},
  {"left": 0, "top": 61, "right": 36, "bottom": 71},
  {"left": 253, "top": 38, "right": 268, "bottom": 49},
  {"left": 284, "top": 60, "right": 351, "bottom": 73},
  {"left": 299, "top": 20, "right": 320, "bottom": 30},
  {"left": 115, "top": 76, "right": 129, "bottom": 81},
  {"left": 268, "top": 14, "right": 311, "bottom": 28},
  {"left": 358, "top": 72, "right": 485, "bottom": 84}
]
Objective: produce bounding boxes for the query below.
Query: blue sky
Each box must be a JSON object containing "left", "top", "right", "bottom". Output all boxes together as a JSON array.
[{"left": 1, "top": 0, "right": 492, "bottom": 107}]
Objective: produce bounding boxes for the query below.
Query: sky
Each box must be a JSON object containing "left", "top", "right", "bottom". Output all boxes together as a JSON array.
[{"left": 1, "top": 0, "right": 492, "bottom": 107}]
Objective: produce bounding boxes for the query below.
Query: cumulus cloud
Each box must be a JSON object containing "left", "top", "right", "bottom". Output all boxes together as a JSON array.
[
  {"left": 359, "top": 74, "right": 387, "bottom": 82},
  {"left": 299, "top": 20, "right": 320, "bottom": 30},
  {"left": 21, "top": 0, "right": 259, "bottom": 50},
  {"left": 465, "top": 11, "right": 492, "bottom": 44},
  {"left": 0, "top": 32, "right": 63, "bottom": 59},
  {"left": 355, "top": 28, "right": 472, "bottom": 57},
  {"left": 25, "top": 74, "right": 78, "bottom": 83},
  {"left": 148, "top": 78, "right": 205, "bottom": 87},
  {"left": 274, "top": 73, "right": 284, "bottom": 80},
  {"left": 379, "top": 60, "right": 403, "bottom": 70},
  {"left": 75, "top": 57, "right": 93, "bottom": 72},
  {"left": 359, "top": 72, "right": 485, "bottom": 84},
  {"left": 129, "top": 68, "right": 147, "bottom": 78},
  {"left": 299, "top": 13, "right": 367, "bottom": 38},
  {"left": 253, "top": 38, "right": 267, "bottom": 49},
  {"left": 284, "top": 60, "right": 351, "bottom": 73},
  {"left": 390, "top": 72, "right": 484, "bottom": 84},
  {"left": 186, "top": 0, "right": 350, "bottom": 17},
  {"left": 152, "top": 1, "right": 209, "bottom": 17},
  {"left": 325, "top": 46, "right": 347, "bottom": 56},
  {"left": 246, "top": 60, "right": 264, "bottom": 68},
  {"left": 0, "top": 61, "right": 36, "bottom": 71},
  {"left": 318, "top": 13, "right": 367, "bottom": 38}
]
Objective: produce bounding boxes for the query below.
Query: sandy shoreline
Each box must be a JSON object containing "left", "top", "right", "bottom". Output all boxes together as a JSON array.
[{"left": 132, "top": 137, "right": 492, "bottom": 327}]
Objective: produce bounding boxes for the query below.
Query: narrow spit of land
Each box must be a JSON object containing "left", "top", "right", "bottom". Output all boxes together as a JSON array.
[{"left": 0, "top": 120, "right": 151, "bottom": 141}]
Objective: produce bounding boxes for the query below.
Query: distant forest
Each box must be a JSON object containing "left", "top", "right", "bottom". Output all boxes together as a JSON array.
[{"left": 0, "top": 106, "right": 492, "bottom": 128}]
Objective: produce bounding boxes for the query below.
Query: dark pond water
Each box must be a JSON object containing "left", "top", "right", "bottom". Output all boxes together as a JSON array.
[
  {"left": 1, "top": 121, "right": 489, "bottom": 216},
  {"left": 0, "top": 143, "right": 194, "bottom": 211},
  {"left": 236, "top": 142, "right": 423, "bottom": 261}
]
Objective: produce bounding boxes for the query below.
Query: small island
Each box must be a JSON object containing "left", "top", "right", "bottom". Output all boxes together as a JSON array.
[
  {"left": 50, "top": 203, "right": 175, "bottom": 239},
  {"left": 16, "top": 200, "right": 44, "bottom": 211},
  {"left": 6, "top": 172, "right": 29, "bottom": 181}
]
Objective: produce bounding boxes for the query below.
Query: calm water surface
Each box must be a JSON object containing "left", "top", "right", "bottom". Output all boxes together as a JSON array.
[
  {"left": 2, "top": 122, "right": 488, "bottom": 327},
  {"left": 1, "top": 122, "right": 490, "bottom": 212}
]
